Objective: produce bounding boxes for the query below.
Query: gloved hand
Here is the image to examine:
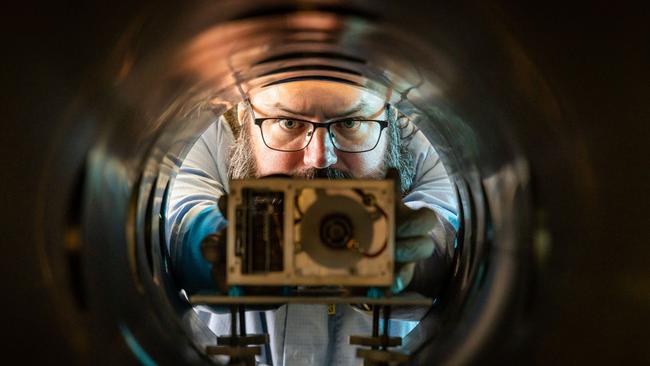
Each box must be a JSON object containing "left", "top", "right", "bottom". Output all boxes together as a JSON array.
[
  {"left": 386, "top": 168, "right": 439, "bottom": 294},
  {"left": 200, "top": 194, "right": 229, "bottom": 293},
  {"left": 392, "top": 202, "right": 438, "bottom": 293}
]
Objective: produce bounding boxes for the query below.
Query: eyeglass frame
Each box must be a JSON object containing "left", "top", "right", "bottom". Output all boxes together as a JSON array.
[{"left": 251, "top": 103, "right": 391, "bottom": 153}]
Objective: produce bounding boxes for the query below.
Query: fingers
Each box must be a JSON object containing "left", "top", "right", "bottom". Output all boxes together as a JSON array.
[
  {"left": 200, "top": 231, "right": 226, "bottom": 263},
  {"left": 201, "top": 230, "right": 228, "bottom": 293},
  {"left": 392, "top": 262, "right": 415, "bottom": 293},
  {"left": 395, "top": 236, "right": 434, "bottom": 263},
  {"left": 396, "top": 205, "right": 438, "bottom": 238}
]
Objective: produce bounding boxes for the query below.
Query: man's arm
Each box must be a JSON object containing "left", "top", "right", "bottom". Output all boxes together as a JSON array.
[
  {"left": 399, "top": 130, "right": 458, "bottom": 299},
  {"left": 403, "top": 131, "right": 458, "bottom": 225},
  {"left": 167, "top": 120, "right": 233, "bottom": 294}
]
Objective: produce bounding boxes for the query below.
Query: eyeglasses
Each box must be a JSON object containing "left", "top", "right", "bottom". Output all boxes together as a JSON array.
[{"left": 254, "top": 117, "right": 389, "bottom": 153}]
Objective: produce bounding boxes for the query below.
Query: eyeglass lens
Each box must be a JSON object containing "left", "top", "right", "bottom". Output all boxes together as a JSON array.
[{"left": 259, "top": 119, "right": 383, "bottom": 152}]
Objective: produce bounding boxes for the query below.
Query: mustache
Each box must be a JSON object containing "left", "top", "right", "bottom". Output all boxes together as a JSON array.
[{"left": 293, "top": 167, "right": 353, "bottom": 179}]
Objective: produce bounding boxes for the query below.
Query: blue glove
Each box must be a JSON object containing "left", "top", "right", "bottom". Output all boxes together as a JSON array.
[{"left": 173, "top": 205, "right": 226, "bottom": 294}]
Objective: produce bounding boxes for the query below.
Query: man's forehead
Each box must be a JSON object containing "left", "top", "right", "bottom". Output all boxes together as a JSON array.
[{"left": 249, "top": 80, "right": 387, "bottom": 119}]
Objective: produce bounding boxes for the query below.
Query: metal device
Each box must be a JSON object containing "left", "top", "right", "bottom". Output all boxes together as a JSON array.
[
  {"left": 226, "top": 178, "right": 396, "bottom": 288},
  {"left": 196, "top": 177, "right": 419, "bottom": 366}
]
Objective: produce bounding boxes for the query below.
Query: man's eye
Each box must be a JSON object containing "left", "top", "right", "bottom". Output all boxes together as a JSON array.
[
  {"left": 279, "top": 119, "right": 302, "bottom": 129},
  {"left": 339, "top": 120, "right": 360, "bottom": 129}
]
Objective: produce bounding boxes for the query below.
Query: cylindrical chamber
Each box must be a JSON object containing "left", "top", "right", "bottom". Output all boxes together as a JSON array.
[{"left": 4, "top": 1, "right": 647, "bottom": 365}]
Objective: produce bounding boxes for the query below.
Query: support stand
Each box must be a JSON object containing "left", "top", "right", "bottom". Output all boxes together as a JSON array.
[
  {"left": 350, "top": 305, "right": 409, "bottom": 366},
  {"left": 205, "top": 304, "right": 269, "bottom": 366}
]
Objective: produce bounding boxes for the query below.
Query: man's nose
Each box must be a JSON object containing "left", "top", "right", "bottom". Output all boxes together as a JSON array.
[{"left": 303, "top": 128, "right": 337, "bottom": 169}]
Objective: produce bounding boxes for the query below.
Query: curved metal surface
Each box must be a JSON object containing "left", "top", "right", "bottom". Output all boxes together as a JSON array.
[{"left": 1, "top": 1, "right": 648, "bottom": 365}]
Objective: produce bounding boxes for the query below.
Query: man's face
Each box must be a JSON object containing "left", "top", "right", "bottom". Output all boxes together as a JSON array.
[{"left": 241, "top": 81, "right": 390, "bottom": 178}]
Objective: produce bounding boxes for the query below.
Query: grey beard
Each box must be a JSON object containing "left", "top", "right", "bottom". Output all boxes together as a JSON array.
[{"left": 227, "top": 123, "right": 257, "bottom": 180}]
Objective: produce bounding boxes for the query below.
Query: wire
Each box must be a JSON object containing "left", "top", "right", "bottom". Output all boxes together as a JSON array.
[
  {"left": 360, "top": 239, "right": 388, "bottom": 258},
  {"left": 353, "top": 189, "right": 388, "bottom": 220},
  {"left": 350, "top": 189, "right": 390, "bottom": 258}
]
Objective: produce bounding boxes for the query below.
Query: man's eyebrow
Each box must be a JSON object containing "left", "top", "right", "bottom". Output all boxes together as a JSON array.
[
  {"left": 272, "top": 104, "right": 305, "bottom": 116},
  {"left": 269, "top": 101, "right": 372, "bottom": 119},
  {"left": 332, "top": 100, "right": 369, "bottom": 117}
]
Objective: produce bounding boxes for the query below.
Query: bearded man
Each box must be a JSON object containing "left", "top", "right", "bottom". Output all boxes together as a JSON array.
[{"left": 167, "top": 80, "right": 457, "bottom": 366}]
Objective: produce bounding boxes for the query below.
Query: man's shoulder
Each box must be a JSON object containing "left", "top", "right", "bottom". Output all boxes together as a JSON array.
[{"left": 406, "top": 129, "right": 438, "bottom": 158}]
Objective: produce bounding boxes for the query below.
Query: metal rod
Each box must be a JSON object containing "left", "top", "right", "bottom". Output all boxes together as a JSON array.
[
  {"left": 382, "top": 305, "right": 391, "bottom": 350},
  {"left": 372, "top": 305, "right": 380, "bottom": 350},
  {"left": 230, "top": 305, "right": 237, "bottom": 346},
  {"left": 239, "top": 304, "right": 246, "bottom": 336},
  {"left": 190, "top": 295, "right": 434, "bottom": 306}
]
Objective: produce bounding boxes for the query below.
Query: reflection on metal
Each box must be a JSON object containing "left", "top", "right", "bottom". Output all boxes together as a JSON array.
[{"left": 119, "top": 323, "right": 158, "bottom": 366}]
